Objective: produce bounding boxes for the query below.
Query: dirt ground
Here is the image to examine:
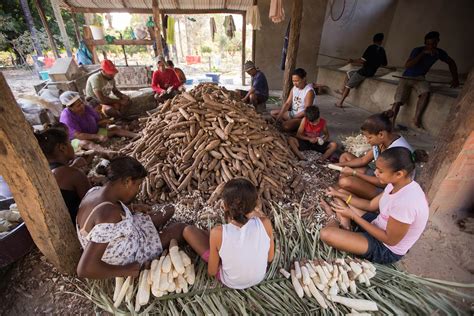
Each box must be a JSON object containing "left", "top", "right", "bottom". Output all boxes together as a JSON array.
[
  {"left": 2, "top": 69, "right": 44, "bottom": 97},
  {"left": 0, "top": 69, "right": 472, "bottom": 313}
]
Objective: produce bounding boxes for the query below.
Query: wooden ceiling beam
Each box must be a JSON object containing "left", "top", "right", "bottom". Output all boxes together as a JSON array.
[{"left": 70, "top": 6, "right": 245, "bottom": 14}]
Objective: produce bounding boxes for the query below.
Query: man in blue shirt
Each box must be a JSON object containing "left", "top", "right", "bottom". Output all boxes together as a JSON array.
[
  {"left": 242, "top": 60, "right": 269, "bottom": 109},
  {"left": 392, "top": 31, "right": 459, "bottom": 129}
]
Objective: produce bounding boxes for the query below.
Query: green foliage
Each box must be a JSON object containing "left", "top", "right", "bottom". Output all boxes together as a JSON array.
[
  {"left": 200, "top": 45, "right": 212, "bottom": 54},
  {"left": 0, "top": 0, "right": 85, "bottom": 54},
  {"left": 10, "top": 29, "right": 56, "bottom": 58}
]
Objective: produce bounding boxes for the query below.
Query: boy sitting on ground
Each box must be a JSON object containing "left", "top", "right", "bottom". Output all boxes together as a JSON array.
[{"left": 288, "top": 105, "right": 337, "bottom": 161}]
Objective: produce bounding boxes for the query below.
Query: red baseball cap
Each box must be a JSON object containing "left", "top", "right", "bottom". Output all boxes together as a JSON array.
[{"left": 101, "top": 59, "right": 118, "bottom": 75}]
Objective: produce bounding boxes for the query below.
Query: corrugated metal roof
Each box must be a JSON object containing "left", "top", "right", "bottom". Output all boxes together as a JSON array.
[{"left": 61, "top": 0, "right": 253, "bottom": 11}]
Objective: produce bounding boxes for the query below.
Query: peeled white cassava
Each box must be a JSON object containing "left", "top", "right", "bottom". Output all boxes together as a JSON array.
[
  {"left": 179, "top": 250, "right": 192, "bottom": 266},
  {"left": 162, "top": 255, "right": 172, "bottom": 273},
  {"left": 169, "top": 239, "right": 185, "bottom": 274}
]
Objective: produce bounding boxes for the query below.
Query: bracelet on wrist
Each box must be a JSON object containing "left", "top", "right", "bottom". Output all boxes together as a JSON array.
[{"left": 345, "top": 194, "right": 352, "bottom": 205}]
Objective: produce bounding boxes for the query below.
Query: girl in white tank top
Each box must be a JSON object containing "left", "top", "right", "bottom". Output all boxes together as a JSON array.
[{"left": 183, "top": 179, "right": 275, "bottom": 289}]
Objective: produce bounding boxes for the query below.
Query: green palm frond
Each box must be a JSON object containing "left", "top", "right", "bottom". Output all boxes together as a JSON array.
[{"left": 73, "top": 202, "right": 474, "bottom": 315}]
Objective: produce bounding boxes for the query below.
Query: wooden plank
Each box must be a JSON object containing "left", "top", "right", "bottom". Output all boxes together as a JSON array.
[
  {"left": 69, "top": 7, "right": 245, "bottom": 15},
  {"left": 282, "top": 0, "right": 303, "bottom": 101},
  {"left": 0, "top": 72, "right": 81, "bottom": 274},
  {"left": 84, "top": 39, "right": 155, "bottom": 46},
  {"left": 50, "top": 0, "right": 73, "bottom": 57},
  {"left": 33, "top": 0, "right": 60, "bottom": 58},
  {"left": 241, "top": 13, "right": 246, "bottom": 86},
  {"left": 152, "top": 0, "right": 164, "bottom": 56}
]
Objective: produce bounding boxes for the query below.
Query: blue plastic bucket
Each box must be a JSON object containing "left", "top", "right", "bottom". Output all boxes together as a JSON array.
[{"left": 39, "top": 71, "right": 49, "bottom": 80}]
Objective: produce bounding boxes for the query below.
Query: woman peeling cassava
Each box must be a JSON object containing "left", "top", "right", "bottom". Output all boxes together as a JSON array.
[
  {"left": 320, "top": 147, "right": 429, "bottom": 264},
  {"left": 76, "top": 156, "right": 187, "bottom": 279}
]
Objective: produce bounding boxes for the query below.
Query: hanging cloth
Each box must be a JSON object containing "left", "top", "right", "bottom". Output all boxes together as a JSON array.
[
  {"left": 223, "top": 15, "right": 236, "bottom": 39},
  {"left": 269, "top": 0, "right": 285, "bottom": 23},
  {"left": 281, "top": 20, "right": 290, "bottom": 70},
  {"left": 166, "top": 16, "right": 175, "bottom": 45},
  {"left": 76, "top": 41, "right": 93, "bottom": 65},
  {"left": 210, "top": 17, "right": 217, "bottom": 41},
  {"left": 246, "top": 5, "right": 262, "bottom": 31},
  {"left": 162, "top": 15, "right": 168, "bottom": 32}
]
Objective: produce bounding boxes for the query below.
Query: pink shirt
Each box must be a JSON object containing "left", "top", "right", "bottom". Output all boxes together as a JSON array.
[{"left": 372, "top": 181, "right": 429, "bottom": 255}]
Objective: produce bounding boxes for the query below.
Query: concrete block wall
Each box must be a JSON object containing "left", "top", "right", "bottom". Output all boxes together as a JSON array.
[
  {"left": 255, "top": 0, "right": 327, "bottom": 90},
  {"left": 316, "top": 66, "right": 455, "bottom": 137}
]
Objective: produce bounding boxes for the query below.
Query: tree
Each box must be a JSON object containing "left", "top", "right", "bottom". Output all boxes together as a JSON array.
[{"left": 0, "top": 0, "right": 84, "bottom": 60}]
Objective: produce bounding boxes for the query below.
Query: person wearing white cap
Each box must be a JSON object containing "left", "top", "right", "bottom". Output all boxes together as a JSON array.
[
  {"left": 59, "top": 91, "right": 137, "bottom": 155},
  {"left": 241, "top": 60, "right": 269, "bottom": 109}
]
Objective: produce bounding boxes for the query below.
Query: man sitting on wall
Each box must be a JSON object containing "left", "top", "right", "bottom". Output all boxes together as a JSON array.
[
  {"left": 391, "top": 31, "right": 459, "bottom": 129},
  {"left": 335, "top": 33, "right": 388, "bottom": 108},
  {"left": 85, "top": 59, "right": 130, "bottom": 119},
  {"left": 241, "top": 60, "right": 269, "bottom": 109},
  {"left": 152, "top": 56, "right": 183, "bottom": 102}
]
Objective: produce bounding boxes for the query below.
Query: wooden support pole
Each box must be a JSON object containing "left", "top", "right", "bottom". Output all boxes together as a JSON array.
[
  {"left": 152, "top": 0, "right": 164, "bottom": 57},
  {"left": 251, "top": 0, "right": 257, "bottom": 63},
  {"left": 0, "top": 73, "right": 81, "bottom": 274},
  {"left": 50, "top": 0, "right": 73, "bottom": 57},
  {"left": 72, "top": 13, "right": 82, "bottom": 43},
  {"left": 241, "top": 13, "right": 247, "bottom": 86},
  {"left": 33, "top": 0, "right": 60, "bottom": 58},
  {"left": 282, "top": 0, "right": 303, "bottom": 101},
  {"left": 83, "top": 26, "right": 99, "bottom": 63}
]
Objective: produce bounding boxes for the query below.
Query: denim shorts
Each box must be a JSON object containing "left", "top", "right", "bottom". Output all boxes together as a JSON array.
[{"left": 355, "top": 213, "right": 403, "bottom": 264}]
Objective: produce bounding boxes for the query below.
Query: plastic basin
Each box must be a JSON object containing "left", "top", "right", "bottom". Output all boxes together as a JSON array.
[{"left": 0, "top": 199, "right": 35, "bottom": 267}]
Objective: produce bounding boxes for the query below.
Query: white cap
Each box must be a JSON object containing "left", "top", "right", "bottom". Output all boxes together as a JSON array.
[{"left": 59, "top": 91, "right": 81, "bottom": 107}]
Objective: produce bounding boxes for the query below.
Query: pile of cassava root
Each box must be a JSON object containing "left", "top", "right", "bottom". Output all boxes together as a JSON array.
[
  {"left": 121, "top": 83, "right": 302, "bottom": 209},
  {"left": 280, "top": 258, "right": 378, "bottom": 312},
  {"left": 113, "top": 240, "right": 195, "bottom": 312}
]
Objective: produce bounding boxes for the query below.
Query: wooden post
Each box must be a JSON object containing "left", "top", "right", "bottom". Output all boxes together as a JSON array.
[
  {"left": 33, "top": 0, "right": 60, "bottom": 58},
  {"left": 83, "top": 26, "right": 99, "bottom": 63},
  {"left": 72, "top": 13, "right": 83, "bottom": 44},
  {"left": 251, "top": 0, "right": 257, "bottom": 63},
  {"left": 419, "top": 68, "right": 474, "bottom": 201},
  {"left": 50, "top": 0, "right": 73, "bottom": 57},
  {"left": 0, "top": 73, "right": 81, "bottom": 274},
  {"left": 152, "top": 0, "right": 164, "bottom": 56},
  {"left": 241, "top": 13, "right": 247, "bottom": 86},
  {"left": 282, "top": 0, "right": 303, "bottom": 101}
]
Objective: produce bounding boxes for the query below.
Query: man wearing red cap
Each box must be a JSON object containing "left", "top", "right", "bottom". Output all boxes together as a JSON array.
[{"left": 85, "top": 59, "right": 131, "bottom": 118}]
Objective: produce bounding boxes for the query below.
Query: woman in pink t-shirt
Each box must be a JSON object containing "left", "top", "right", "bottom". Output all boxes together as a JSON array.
[{"left": 320, "top": 147, "right": 429, "bottom": 264}]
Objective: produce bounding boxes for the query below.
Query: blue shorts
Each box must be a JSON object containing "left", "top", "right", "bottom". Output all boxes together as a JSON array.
[{"left": 355, "top": 213, "right": 403, "bottom": 264}]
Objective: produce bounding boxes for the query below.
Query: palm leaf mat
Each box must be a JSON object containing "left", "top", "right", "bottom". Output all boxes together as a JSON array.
[{"left": 72, "top": 203, "right": 473, "bottom": 315}]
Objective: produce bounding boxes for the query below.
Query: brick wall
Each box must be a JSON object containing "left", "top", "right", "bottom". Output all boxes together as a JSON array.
[{"left": 430, "top": 131, "right": 474, "bottom": 220}]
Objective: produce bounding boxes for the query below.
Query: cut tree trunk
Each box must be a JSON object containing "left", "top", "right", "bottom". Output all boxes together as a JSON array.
[
  {"left": 282, "top": 0, "right": 303, "bottom": 101},
  {"left": 0, "top": 73, "right": 81, "bottom": 274}
]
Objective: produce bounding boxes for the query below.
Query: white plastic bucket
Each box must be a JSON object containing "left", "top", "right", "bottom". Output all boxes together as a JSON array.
[{"left": 89, "top": 25, "right": 104, "bottom": 40}]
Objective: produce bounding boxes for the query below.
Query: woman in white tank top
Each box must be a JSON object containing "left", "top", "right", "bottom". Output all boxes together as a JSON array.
[
  {"left": 183, "top": 179, "right": 275, "bottom": 289},
  {"left": 270, "top": 68, "right": 316, "bottom": 132}
]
